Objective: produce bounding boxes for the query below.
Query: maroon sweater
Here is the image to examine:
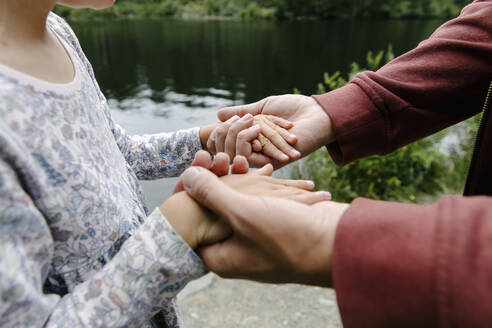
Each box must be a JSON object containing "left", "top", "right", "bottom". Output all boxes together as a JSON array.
[{"left": 312, "top": 1, "right": 492, "bottom": 327}]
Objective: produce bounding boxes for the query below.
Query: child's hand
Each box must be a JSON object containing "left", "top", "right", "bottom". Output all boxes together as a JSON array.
[
  {"left": 162, "top": 164, "right": 331, "bottom": 249},
  {"left": 219, "top": 166, "right": 331, "bottom": 205},
  {"left": 207, "top": 113, "right": 300, "bottom": 164}
]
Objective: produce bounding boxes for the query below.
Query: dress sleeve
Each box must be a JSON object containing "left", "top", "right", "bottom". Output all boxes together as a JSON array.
[
  {"left": 332, "top": 195, "right": 492, "bottom": 327},
  {"left": 313, "top": 1, "right": 492, "bottom": 166},
  {"left": 0, "top": 159, "right": 206, "bottom": 328},
  {"left": 111, "top": 123, "right": 202, "bottom": 179}
]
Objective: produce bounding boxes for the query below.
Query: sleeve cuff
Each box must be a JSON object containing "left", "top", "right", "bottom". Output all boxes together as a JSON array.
[
  {"left": 137, "top": 208, "right": 207, "bottom": 304},
  {"left": 332, "top": 198, "right": 437, "bottom": 327},
  {"left": 312, "top": 81, "right": 387, "bottom": 166}
]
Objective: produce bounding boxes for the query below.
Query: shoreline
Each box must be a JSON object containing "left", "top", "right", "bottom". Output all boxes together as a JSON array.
[{"left": 53, "top": 3, "right": 461, "bottom": 22}]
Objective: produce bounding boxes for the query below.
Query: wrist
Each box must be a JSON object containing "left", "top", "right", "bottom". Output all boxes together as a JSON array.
[
  {"left": 301, "top": 202, "right": 349, "bottom": 287},
  {"left": 160, "top": 192, "right": 201, "bottom": 249},
  {"left": 199, "top": 123, "right": 219, "bottom": 151},
  {"left": 308, "top": 96, "right": 335, "bottom": 145}
]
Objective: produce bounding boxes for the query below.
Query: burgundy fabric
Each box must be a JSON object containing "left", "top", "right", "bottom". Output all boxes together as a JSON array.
[
  {"left": 313, "top": 0, "right": 492, "bottom": 166},
  {"left": 311, "top": 1, "right": 492, "bottom": 327},
  {"left": 334, "top": 197, "right": 492, "bottom": 327}
]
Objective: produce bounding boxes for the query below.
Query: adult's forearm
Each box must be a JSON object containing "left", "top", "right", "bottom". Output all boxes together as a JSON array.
[
  {"left": 332, "top": 195, "right": 492, "bottom": 327},
  {"left": 314, "top": 0, "right": 492, "bottom": 166}
]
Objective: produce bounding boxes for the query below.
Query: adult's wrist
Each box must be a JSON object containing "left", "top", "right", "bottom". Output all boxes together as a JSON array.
[
  {"left": 301, "top": 202, "right": 348, "bottom": 287},
  {"left": 312, "top": 83, "right": 384, "bottom": 166},
  {"left": 308, "top": 95, "right": 336, "bottom": 146}
]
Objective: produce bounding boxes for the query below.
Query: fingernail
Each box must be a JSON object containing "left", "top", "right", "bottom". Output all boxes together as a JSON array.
[
  {"left": 226, "top": 115, "right": 240, "bottom": 123},
  {"left": 289, "top": 134, "right": 297, "bottom": 140},
  {"left": 280, "top": 154, "right": 289, "bottom": 161},
  {"left": 306, "top": 180, "right": 315, "bottom": 189},
  {"left": 252, "top": 125, "right": 260, "bottom": 132},
  {"left": 287, "top": 121, "right": 293, "bottom": 125},
  {"left": 182, "top": 167, "right": 201, "bottom": 192},
  {"left": 290, "top": 149, "right": 301, "bottom": 158},
  {"left": 240, "top": 113, "right": 253, "bottom": 122},
  {"left": 316, "top": 191, "right": 332, "bottom": 200}
]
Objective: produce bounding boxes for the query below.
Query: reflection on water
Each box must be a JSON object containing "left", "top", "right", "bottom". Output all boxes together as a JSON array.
[{"left": 71, "top": 18, "right": 447, "bottom": 209}]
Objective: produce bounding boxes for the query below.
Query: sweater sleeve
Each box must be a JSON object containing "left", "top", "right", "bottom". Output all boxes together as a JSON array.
[
  {"left": 333, "top": 195, "right": 492, "bottom": 327},
  {"left": 313, "top": 0, "right": 492, "bottom": 166},
  {"left": 0, "top": 159, "right": 206, "bottom": 328}
]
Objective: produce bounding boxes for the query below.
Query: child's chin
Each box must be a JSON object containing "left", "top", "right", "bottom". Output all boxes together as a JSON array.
[
  {"left": 90, "top": 0, "right": 116, "bottom": 10},
  {"left": 59, "top": 0, "right": 115, "bottom": 10}
]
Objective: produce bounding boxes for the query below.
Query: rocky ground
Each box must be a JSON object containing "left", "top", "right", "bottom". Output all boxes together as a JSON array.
[{"left": 178, "top": 273, "right": 342, "bottom": 328}]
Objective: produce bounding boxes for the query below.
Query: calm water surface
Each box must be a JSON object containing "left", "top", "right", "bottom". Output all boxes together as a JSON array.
[{"left": 71, "top": 19, "right": 446, "bottom": 209}]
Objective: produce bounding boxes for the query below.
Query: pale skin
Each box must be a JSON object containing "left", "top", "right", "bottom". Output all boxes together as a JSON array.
[
  {"left": 210, "top": 94, "right": 335, "bottom": 167},
  {"left": 163, "top": 151, "right": 332, "bottom": 249},
  {"left": 0, "top": 0, "right": 294, "bottom": 159},
  {"left": 181, "top": 165, "right": 349, "bottom": 286},
  {"left": 207, "top": 113, "right": 302, "bottom": 163},
  {"left": 187, "top": 95, "right": 352, "bottom": 285}
]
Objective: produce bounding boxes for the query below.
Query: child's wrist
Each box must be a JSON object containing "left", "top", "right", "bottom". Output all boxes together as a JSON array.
[
  {"left": 199, "top": 123, "right": 219, "bottom": 151},
  {"left": 160, "top": 192, "right": 200, "bottom": 249}
]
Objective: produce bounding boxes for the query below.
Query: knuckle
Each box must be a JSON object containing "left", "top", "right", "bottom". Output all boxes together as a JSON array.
[
  {"left": 229, "top": 124, "right": 241, "bottom": 135},
  {"left": 237, "top": 130, "right": 249, "bottom": 141},
  {"left": 264, "top": 129, "right": 276, "bottom": 139},
  {"left": 217, "top": 124, "right": 230, "bottom": 134}
]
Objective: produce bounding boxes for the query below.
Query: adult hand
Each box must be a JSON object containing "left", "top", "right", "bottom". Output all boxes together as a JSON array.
[
  {"left": 218, "top": 95, "right": 335, "bottom": 168},
  {"left": 180, "top": 166, "right": 349, "bottom": 287}
]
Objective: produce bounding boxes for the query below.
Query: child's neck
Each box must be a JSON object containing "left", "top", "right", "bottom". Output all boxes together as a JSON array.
[
  {"left": 0, "top": 0, "right": 55, "bottom": 44},
  {"left": 0, "top": 0, "right": 75, "bottom": 84}
]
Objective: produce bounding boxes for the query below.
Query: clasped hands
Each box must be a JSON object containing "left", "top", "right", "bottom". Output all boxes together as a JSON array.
[
  {"left": 205, "top": 94, "right": 335, "bottom": 168},
  {"left": 162, "top": 95, "right": 349, "bottom": 287}
]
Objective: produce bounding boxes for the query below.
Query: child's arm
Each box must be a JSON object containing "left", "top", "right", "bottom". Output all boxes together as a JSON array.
[
  {"left": 110, "top": 123, "right": 218, "bottom": 179},
  {"left": 0, "top": 159, "right": 206, "bottom": 328},
  {"left": 0, "top": 154, "right": 327, "bottom": 328}
]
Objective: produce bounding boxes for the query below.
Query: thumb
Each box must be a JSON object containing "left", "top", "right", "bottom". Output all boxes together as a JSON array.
[{"left": 182, "top": 167, "right": 243, "bottom": 223}]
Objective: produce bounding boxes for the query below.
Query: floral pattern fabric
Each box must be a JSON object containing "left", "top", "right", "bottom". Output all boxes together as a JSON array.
[{"left": 0, "top": 12, "right": 205, "bottom": 328}]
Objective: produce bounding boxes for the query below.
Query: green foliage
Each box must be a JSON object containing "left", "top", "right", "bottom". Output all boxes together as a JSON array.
[
  {"left": 238, "top": 2, "right": 276, "bottom": 20},
  {"left": 293, "top": 137, "right": 449, "bottom": 203},
  {"left": 53, "top": 0, "right": 468, "bottom": 20},
  {"left": 293, "top": 45, "right": 478, "bottom": 203},
  {"left": 316, "top": 44, "right": 393, "bottom": 94}
]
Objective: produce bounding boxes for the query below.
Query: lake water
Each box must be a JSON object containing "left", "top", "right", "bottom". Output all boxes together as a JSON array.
[{"left": 71, "top": 18, "right": 446, "bottom": 209}]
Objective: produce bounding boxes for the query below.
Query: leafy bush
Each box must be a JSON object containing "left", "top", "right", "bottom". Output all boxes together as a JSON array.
[
  {"left": 292, "top": 46, "right": 477, "bottom": 203},
  {"left": 237, "top": 2, "right": 276, "bottom": 20},
  {"left": 155, "top": 0, "right": 184, "bottom": 17}
]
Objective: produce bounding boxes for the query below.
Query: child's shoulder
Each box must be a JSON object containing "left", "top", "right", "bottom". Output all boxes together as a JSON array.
[
  {"left": 47, "top": 12, "right": 73, "bottom": 34},
  {"left": 47, "top": 12, "right": 81, "bottom": 52},
  {"left": 47, "top": 12, "right": 96, "bottom": 79}
]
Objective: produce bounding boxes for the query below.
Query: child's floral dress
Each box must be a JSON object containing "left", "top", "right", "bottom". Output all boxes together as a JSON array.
[{"left": 0, "top": 12, "right": 206, "bottom": 328}]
